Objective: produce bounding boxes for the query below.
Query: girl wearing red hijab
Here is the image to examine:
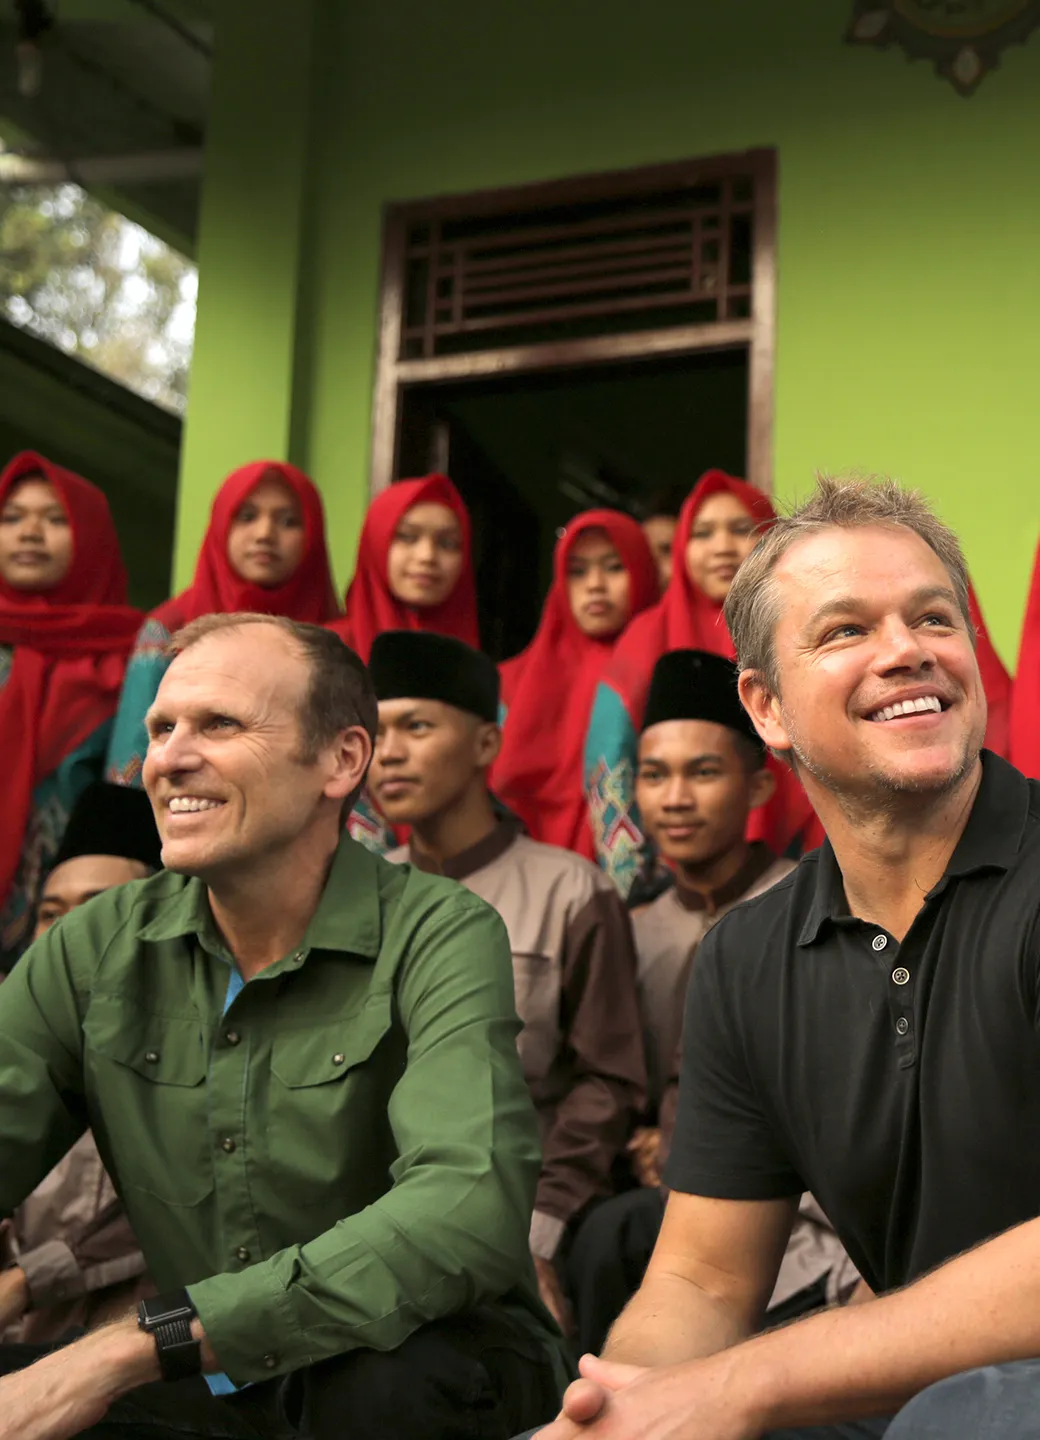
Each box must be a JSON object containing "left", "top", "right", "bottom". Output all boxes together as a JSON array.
[
  {"left": 1010, "top": 535, "right": 1040, "bottom": 779},
  {"left": 330, "top": 474, "right": 479, "bottom": 663},
  {"left": 0, "top": 452, "right": 142, "bottom": 966},
  {"left": 493, "top": 509, "right": 659, "bottom": 860},
  {"left": 106, "top": 461, "right": 339, "bottom": 787},
  {"left": 585, "top": 470, "right": 815, "bottom": 896}
]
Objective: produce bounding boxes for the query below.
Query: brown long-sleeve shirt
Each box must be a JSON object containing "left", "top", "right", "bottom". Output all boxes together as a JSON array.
[
  {"left": 390, "top": 820, "right": 646, "bottom": 1258},
  {"left": 3, "top": 1131, "right": 152, "bottom": 1342}
]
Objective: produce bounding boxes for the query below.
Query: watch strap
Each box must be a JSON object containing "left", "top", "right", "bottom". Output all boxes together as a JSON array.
[{"left": 138, "top": 1289, "right": 202, "bottom": 1383}]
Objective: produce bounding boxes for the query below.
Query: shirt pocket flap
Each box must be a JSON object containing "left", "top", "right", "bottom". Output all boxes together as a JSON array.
[
  {"left": 271, "top": 999, "right": 392, "bottom": 1088},
  {"left": 84, "top": 1000, "right": 206, "bottom": 1087}
]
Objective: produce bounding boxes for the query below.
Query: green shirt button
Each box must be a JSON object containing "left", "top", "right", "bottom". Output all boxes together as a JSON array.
[
  {"left": 262, "top": 1354, "right": 278, "bottom": 1369},
  {"left": 144, "top": 1051, "right": 160, "bottom": 1064},
  {"left": 235, "top": 1246, "right": 250, "bottom": 1262},
  {"left": 221, "top": 1137, "right": 236, "bottom": 1153},
  {"left": 332, "top": 1053, "right": 345, "bottom": 1065},
  {"left": 225, "top": 1031, "right": 241, "bottom": 1046}
]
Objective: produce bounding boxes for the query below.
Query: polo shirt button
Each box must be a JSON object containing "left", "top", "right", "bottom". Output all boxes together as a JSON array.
[
  {"left": 871, "top": 935, "right": 887, "bottom": 952},
  {"left": 235, "top": 1246, "right": 251, "bottom": 1262},
  {"left": 895, "top": 1017, "right": 910, "bottom": 1036},
  {"left": 144, "top": 1050, "right": 160, "bottom": 1063},
  {"left": 262, "top": 1354, "right": 278, "bottom": 1370},
  {"left": 221, "top": 1137, "right": 236, "bottom": 1153},
  {"left": 332, "top": 1053, "right": 345, "bottom": 1065},
  {"left": 225, "top": 1030, "right": 241, "bottom": 1046},
  {"left": 892, "top": 967, "right": 911, "bottom": 985}
]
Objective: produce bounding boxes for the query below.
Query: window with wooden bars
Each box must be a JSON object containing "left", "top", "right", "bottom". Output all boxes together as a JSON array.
[
  {"left": 399, "top": 174, "right": 755, "bottom": 360},
  {"left": 372, "top": 149, "right": 777, "bottom": 492}
]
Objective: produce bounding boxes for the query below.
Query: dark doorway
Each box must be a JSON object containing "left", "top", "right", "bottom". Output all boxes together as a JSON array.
[{"left": 397, "top": 346, "right": 748, "bottom": 660}]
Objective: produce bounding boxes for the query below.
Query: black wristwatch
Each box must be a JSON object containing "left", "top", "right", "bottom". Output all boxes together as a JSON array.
[{"left": 138, "top": 1289, "right": 202, "bottom": 1382}]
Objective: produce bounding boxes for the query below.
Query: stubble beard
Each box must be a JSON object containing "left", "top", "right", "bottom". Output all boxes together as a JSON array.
[{"left": 780, "top": 705, "right": 984, "bottom": 826}]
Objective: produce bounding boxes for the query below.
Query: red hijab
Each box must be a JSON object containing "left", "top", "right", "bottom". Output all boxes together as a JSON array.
[
  {"left": 604, "top": 471, "right": 776, "bottom": 724},
  {"left": 152, "top": 461, "right": 339, "bottom": 630},
  {"left": 494, "top": 509, "right": 659, "bottom": 859},
  {"left": 1010, "top": 536, "right": 1040, "bottom": 778},
  {"left": 331, "top": 474, "right": 479, "bottom": 662},
  {"left": 599, "top": 470, "right": 817, "bottom": 855},
  {"left": 966, "top": 581, "right": 1012, "bottom": 760},
  {"left": 0, "top": 452, "right": 143, "bottom": 908}
]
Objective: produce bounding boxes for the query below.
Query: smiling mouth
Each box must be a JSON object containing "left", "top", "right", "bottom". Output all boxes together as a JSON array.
[
  {"left": 167, "top": 797, "right": 225, "bottom": 814},
  {"left": 866, "top": 695, "right": 947, "bottom": 723}
]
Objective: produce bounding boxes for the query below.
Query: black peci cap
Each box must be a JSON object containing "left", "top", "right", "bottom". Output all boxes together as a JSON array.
[
  {"left": 50, "top": 782, "right": 163, "bottom": 873},
  {"left": 641, "top": 649, "right": 763, "bottom": 752},
  {"left": 368, "top": 630, "right": 500, "bottom": 723}
]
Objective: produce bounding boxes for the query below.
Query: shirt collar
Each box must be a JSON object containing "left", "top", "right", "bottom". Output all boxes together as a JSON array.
[
  {"left": 674, "top": 841, "right": 776, "bottom": 915},
  {"left": 406, "top": 817, "right": 521, "bottom": 882},
  {"left": 136, "top": 832, "right": 384, "bottom": 962},
  {"left": 797, "top": 750, "right": 1031, "bottom": 946}
]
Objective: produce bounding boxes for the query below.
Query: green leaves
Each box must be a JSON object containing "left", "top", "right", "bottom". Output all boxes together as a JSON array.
[{"left": 0, "top": 182, "right": 195, "bottom": 413}]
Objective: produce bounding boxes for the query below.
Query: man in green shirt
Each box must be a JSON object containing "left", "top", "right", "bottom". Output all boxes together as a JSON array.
[{"left": 0, "top": 613, "right": 565, "bottom": 1440}]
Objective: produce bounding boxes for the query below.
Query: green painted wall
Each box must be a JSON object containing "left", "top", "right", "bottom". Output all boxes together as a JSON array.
[{"left": 184, "top": 0, "right": 1040, "bottom": 663}]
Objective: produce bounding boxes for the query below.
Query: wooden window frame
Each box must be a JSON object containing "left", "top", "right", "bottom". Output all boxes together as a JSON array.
[{"left": 370, "top": 147, "right": 777, "bottom": 496}]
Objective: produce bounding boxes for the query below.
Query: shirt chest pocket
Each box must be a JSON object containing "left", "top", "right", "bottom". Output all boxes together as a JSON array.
[
  {"left": 83, "top": 1002, "right": 213, "bottom": 1208},
  {"left": 511, "top": 952, "right": 562, "bottom": 1085},
  {"left": 266, "top": 999, "right": 399, "bottom": 1211}
]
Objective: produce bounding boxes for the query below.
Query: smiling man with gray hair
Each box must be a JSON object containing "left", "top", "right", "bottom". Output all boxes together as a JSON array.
[
  {"left": 528, "top": 475, "right": 1040, "bottom": 1440},
  {"left": 0, "top": 612, "right": 564, "bottom": 1440}
]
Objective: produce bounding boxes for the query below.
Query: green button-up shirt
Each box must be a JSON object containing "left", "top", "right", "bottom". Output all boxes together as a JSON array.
[{"left": 0, "top": 835, "right": 565, "bottom": 1387}]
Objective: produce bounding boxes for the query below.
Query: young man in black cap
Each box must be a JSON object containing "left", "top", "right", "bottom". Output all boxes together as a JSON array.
[
  {"left": 0, "top": 782, "right": 161, "bottom": 1343},
  {"left": 567, "top": 651, "right": 857, "bottom": 1356},
  {"left": 368, "top": 630, "right": 647, "bottom": 1335}
]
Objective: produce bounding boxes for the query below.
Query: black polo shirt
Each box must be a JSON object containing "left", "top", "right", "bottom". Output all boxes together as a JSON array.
[{"left": 665, "top": 752, "right": 1040, "bottom": 1295}]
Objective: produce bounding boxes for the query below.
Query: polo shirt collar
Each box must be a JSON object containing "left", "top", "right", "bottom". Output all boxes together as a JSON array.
[
  {"left": 136, "top": 832, "right": 383, "bottom": 962},
  {"left": 797, "top": 751, "right": 1030, "bottom": 947}
]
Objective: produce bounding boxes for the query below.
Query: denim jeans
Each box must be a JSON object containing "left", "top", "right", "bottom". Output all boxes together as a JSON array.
[{"left": 886, "top": 1361, "right": 1040, "bottom": 1439}]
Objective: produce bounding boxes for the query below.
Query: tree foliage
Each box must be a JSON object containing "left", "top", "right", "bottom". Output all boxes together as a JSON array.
[{"left": 0, "top": 182, "right": 196, "bottom": 414}]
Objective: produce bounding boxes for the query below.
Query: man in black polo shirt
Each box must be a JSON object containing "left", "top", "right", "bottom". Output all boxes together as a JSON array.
[{"left": 532, "top": 476, "right": 1040, "bottom": 1440}]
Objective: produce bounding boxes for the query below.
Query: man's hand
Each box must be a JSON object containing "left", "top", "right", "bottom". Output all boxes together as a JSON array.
[
  {"left": 627, "top": 1127, "right": 663, "bottom": 1189},
  {"left": 534, "top": 1254, "right": 574, "bottom": 1336},
  {"left": 0, "top": 1266, "right": 29, "bottom": 1330},
  {"left": 0, "top": 1318, "right": 159, "bottom": 1440},
  {"left": 537, "top": 1352, "right": 764, "bottom": 1440}
]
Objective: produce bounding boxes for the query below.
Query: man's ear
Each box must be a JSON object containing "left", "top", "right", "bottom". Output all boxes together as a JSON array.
[
  {"left": 323, "top": 726, "right": 374, "bottom": 804},
  {"left": 738, "top": 670, "right": 792, "bottom": 760},
  {"left": 476, "top": 723, "right": 502, "bottom": 769}
]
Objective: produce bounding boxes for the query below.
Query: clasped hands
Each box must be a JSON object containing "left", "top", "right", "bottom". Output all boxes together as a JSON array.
[{"left": 537, "top": 1350, "right": 762, "bottom": 1440}]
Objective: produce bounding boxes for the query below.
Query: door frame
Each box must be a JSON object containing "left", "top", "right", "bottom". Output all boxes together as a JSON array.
[{"left": 369, "top": 147, "right": 777, "bottom": 497}]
